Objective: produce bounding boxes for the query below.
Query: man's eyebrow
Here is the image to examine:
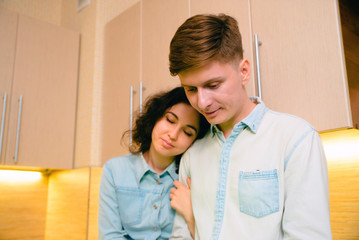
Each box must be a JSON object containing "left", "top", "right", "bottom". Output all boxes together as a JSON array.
[
  {"left": 181, "top": 78, "right": 223, "bottom": 88},
  {"left": 181, "top": 84, "right": 195, "bottom": 88},
  {"left": 167, "top": 111, "right": 198, "bottom": 133}
]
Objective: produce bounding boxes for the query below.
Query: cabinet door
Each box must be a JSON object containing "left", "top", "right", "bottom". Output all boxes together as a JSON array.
[
  {"left": 142, "top": 0, "right": 189, "bottom": 99},
  {"left": 5, "top": 15, "right": 79, "bottom": 169},
  {"left": 0, "top": 9, "right": 18, "bottom": 164},
  {"left": 102, "top": 2, "right": 141, "bottom": 163},
  {"left": 250, "top": 0, "right": 351, "bottom": 131},
  {"left": 190, "top": 0, "right": 255, "bottom": 97}
]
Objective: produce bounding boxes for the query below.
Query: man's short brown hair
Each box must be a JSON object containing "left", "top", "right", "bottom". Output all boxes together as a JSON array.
[{"left": 169, "top": 14, "right": 243, "bottom": 76}]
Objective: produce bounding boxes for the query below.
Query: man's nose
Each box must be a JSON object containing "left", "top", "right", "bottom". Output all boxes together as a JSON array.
[{"left": 197, "top": 89, "right": 211, "bottom": 111}]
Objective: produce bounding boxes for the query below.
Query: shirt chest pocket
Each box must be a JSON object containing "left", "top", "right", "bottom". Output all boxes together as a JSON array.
[
  {"left": 116, "top": 187, "right": 145, "bottom": 226},
  {"left": 238, "top": 169, "right": 279, "bottom": 218}
]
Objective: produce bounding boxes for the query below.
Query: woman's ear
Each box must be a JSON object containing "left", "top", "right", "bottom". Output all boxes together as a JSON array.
[{"left": 240, "top": 59, "right": 251, "bottom": 86}]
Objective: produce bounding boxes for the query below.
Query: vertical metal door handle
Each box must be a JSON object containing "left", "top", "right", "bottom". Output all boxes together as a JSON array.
[
  {"left": 0, "top": 92, "right": 7, "bottom": 158},
  {"left": 14, "top": 95, "right": 23, "bottom": 163},
  {"left": 129, "top": 86, "right": 136, "bottom": 150},
  {"left": 254, "top": 34, "right": 263, "bottom": 99},
  {"left": 139, "top": 82, "right": 146, "bottom": 116}
]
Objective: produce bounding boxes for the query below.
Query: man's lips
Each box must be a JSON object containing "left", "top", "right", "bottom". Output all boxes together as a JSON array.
[{"left": 203, "top": 108, "right": 220, "bottom": 117}]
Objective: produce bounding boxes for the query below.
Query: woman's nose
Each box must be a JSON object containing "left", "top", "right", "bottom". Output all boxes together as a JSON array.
[{"left": 168, "top": 127, "right": 180, "bottom": 140}]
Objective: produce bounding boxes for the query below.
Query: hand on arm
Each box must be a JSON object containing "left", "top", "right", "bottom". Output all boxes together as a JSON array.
[{"left": 170, "top": 176, "right": 195, "bottom": 239}]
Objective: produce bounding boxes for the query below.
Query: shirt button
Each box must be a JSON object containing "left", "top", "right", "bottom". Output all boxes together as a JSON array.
[
  {"left": 157, "top": 180, "right": 161, "bottom": 184},
  {"left": 153, "top": 227, "right": 157, "bottom": 232},
  {"left": 154, "top": 204, "right": 158, "bottom": 209}
]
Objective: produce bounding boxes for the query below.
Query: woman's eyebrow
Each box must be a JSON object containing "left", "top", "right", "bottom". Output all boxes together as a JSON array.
[{"left": 167, "top": 111, "right": 179, "bottom": 119}]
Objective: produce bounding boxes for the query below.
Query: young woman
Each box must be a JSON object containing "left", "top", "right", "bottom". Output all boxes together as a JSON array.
[{"left": 98, "top": 87, "right": 209, "bottom": 240}]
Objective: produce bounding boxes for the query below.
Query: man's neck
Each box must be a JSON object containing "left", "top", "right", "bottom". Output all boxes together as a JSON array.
[{"left": 218, "top": 99, "right": 257, "bottom": 139}]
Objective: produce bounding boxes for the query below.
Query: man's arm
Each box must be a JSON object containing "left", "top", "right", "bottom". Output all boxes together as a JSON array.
[{"left": 283, "top": 130, "right": 332, "bottom": 239}]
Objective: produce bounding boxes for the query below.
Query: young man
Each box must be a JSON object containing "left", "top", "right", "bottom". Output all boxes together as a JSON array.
[{"left": 169, "top": 14, "right": 332, "bottom": 239}]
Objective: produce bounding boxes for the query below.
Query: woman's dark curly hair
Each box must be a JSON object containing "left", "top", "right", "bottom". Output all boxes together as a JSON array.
[{"left": 123, "top": 87, "right": 210, "bottom": 171}]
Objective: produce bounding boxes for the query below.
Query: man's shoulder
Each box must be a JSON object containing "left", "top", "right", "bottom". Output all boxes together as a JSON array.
[{"left": 264, "top": 109, "right": 315, "bottom": 132}]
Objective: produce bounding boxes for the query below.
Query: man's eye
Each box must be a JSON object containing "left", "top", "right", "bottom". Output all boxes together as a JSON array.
[
  {"left": 185, "top": 87, "right": 197, "bottom": 93},
  {"left": 209, "top": 83, "right": 219, "bottom": 89}
]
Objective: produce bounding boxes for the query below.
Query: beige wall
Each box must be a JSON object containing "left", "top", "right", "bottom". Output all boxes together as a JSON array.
[{"left": 61, "top": 0, "right": 98, "bottom": 168}]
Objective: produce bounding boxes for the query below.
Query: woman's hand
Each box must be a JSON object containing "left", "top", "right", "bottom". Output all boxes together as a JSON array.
[{"left": 170, "top": 176, "right": 195, "bottom": 239}]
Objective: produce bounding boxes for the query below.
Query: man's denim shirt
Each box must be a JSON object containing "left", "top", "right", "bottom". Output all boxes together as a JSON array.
[
  {"left": 99, "top": 153, "right": 178, "bottom": 240},
  {"left": 170, "top": 97, "right": 332, "bottom": 240}
]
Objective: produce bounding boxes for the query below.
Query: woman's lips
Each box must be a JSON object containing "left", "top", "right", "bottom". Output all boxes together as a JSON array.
[{"left": 161, "top": 139, "right": 174, "bottom": 148}]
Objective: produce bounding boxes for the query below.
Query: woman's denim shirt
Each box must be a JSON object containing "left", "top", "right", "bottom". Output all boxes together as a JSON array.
[{"left": 98, "top": 153, "right": 178, "bottom": 240}]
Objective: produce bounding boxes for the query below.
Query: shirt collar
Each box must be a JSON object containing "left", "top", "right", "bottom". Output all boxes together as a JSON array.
[
  {"left": 134, "top": 153, "right": 178, "bottom": 184},
  {"left": 210, "top": 97, "right": 268, "bottom": 136}
]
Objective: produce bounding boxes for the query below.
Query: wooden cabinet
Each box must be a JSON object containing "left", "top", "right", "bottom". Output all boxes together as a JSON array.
[
  {"left": 141, "top": 0, "right": 189, "bottom": 100},
  {"left": 102, "top": 0, "right": 189, "bottom": 163},
  {"left": 250, "top": 0, "right": 351, "bottom": 132},
  {"left": 192, "top": 0, "right": 352, "bottom": 132},
  {"left": 0, "top": 9, "right": 17, "bottom": 166},
  {"left": 0, "top": 9, "right": 79, "bottom": 169},
  {"left": 103, "top": 3, "right": 141, "bottom": 161}
]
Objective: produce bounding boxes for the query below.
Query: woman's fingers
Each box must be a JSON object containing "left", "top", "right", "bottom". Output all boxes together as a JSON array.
[{"left": 173, "top": 180, "right": 185, "bottom": 188}]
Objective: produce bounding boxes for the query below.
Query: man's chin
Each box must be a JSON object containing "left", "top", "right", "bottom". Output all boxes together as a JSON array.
[
  {"left": 205, "top": 116, "right": 221, "bottom": 125},
  {"left": 203, "top": 110, "right": 222, "bottom": 124}
]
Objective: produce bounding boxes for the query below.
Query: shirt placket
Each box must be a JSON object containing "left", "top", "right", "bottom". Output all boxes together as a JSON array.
[
  {"left": 146, "top": 175, "right": 165, "bottom": 240},
  {"left": 211, "top": 124, "right": 246, "bottom": 240}
]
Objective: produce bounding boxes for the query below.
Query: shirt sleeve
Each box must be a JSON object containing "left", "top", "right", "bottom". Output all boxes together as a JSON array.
[
  {"left": 283, "top": 130, "right": 332, "bottom": 239},
  {"left": 170, "top": 153, "right": 193, "bottom": 240},
  {"left": 98, "top": 162, "right": 128, "bottom": 240}
]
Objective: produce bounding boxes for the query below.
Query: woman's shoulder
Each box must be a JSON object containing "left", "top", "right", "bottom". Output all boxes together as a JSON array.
[{"left": 103, "top": 154, "right": 140, "bottom": 171}]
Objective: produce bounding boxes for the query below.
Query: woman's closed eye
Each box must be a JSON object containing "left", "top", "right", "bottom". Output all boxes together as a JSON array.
[
  {"left": 166, "top": 115, "right": 176, "bottom": 124},
  {"left": 184, "top": 130, "right": 194, "bottom": 137}
]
